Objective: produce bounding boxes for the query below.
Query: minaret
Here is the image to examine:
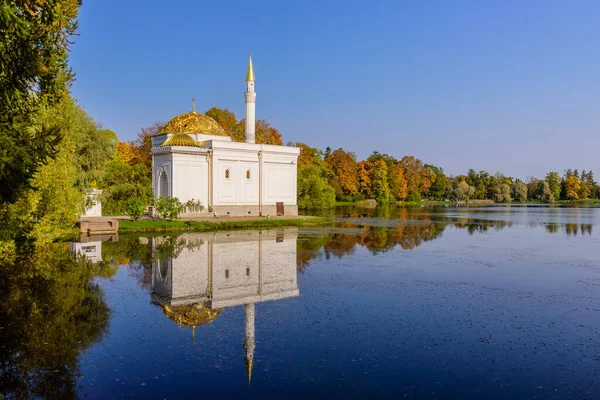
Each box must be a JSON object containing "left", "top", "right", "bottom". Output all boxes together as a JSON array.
[
  {"left": 245, "top": 53, "right": 256, "bottom": 144},
  {"left": 244, "top": 302, "right": 255, "bottom": 385}
]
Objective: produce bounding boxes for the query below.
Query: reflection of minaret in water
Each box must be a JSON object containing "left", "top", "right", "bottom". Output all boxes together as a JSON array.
[
  {"left": 151, "top": 229, "right": 299, "bottom": 384},
  {"left": 244, "top": 303, "right": 255, "bottom": 385}
]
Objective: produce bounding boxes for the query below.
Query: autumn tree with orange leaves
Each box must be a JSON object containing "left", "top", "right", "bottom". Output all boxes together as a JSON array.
[
  {"left": 324, "top": 148, "right": 359, "bottom": 201},
  {"left": 206, "top": 107, "right": 283, "bottom": 145}
]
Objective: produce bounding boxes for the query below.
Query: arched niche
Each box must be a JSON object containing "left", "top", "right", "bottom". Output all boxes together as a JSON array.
[{"left": 159, "top": 170, "right": 169, "bottom": 199}]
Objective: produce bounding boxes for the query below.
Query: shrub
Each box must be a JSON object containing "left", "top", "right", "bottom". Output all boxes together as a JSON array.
[
  {"left": 155, "top": 196, "right": 183, "bottom": 219},
  {"left": 181, "top": 199, "right": 204, "bottom": 213},
  {"left": 126, "top": 198, "right": 147, "bottom": 221}
]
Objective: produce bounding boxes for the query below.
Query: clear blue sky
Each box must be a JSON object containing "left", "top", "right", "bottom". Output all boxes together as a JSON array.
[{"left": 70, "top": 0, "right": 600, "bottom": 179}]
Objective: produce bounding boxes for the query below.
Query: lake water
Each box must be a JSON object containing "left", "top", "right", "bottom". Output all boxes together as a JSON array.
[{"left": 2, "top": 205, "right": 600, "bottom": 399}]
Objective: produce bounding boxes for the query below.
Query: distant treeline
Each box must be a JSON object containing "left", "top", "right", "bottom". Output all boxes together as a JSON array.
[{"left": 289, "top": 144, "right": 600, "bottom": 208}]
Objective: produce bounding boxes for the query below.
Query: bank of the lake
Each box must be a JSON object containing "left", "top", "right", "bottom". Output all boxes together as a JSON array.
[
  {"left": 335, "top": 199, "right": 495, "bottom": 207},
  {"left": 336, "top": 198, "right": 600, "bottom": 207},
  {"left": 118, "top": 215, "right": 332, "bottom": 233}
]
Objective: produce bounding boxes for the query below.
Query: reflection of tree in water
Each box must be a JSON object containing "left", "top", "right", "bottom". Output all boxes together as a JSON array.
[
  {"left": 299, "top": 218, "right": 448, "bottom": 269},
  {"left": 565, "top": 223, "right": 593, "bottom": 236},
  {"left": 545, "top": 223, "right": 593, "bottom": 236},
  {"left": 456, "top": 220, "right": 513, "bottom": 234},
  {"left": 296, "top": 210, "right": 545, "bottom": 269},
  {"left": 297, "top": 232, "right": 333, "bottom": 273},
  {"left": 102, "top": 237, "right": 154, "bottom": 289},
  {"left": 324, "top": 232, "right": 359, "bottom": 258},
  {"left": 0, "top": 245, "right": 114, "bottom": 399},
  {"left": 545, "top": 224, "right": 559, "bottom": 234}
]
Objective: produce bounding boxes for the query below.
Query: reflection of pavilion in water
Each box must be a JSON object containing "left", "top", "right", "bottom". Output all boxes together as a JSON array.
[{"left": 150, "top": 229, "right": 299, "bottom": 383}]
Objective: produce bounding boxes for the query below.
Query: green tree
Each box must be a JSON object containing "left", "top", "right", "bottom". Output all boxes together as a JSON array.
[
  {"left": 297, "top": 166, "right": 336, "bottom": 209},
  {"left": 0, "top": 0, "right": 80, "bottom": 204},
  {"left": 545, "top": 172, "right": 562, "bottom": 201},
  {"left": 426, "top": 165, "right": 449, "bottom": 200},
  {"left": 495, "top": 184, "right": 512, "bottom": 203},
  {"left": 511, "top": 181, "right": 528, "bottom": 202},
  {"left": 370, "top": 159, "right": 391, "bottom": 204},
  {"left": 1, "top": 97, "right": 111, "bottom": 243},
  {"left": 365, "top": 153, "right": 400, "bottom": 202},
  {"left": 485, "top": 173, "right": 499, "bottom": 200},
  {"left": 474, "top": 171, "right": 491, "bottom": 199},
  {"left": 446, "top": 180, "right": 475, "bottom": 202},
  {"left": 100, "top": 159, "right": 153, "bottom": 215},
  {"left": 536, "top": 180, "right": 554, "bottom": 202}
]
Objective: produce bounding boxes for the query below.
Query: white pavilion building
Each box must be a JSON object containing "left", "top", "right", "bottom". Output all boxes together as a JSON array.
[{"left": 151, "top": 55, "right": 300, "bottom": 217}]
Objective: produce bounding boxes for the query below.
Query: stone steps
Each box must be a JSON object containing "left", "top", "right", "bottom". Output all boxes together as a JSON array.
[{"left": 79, "top": 219, "right": 119, "bottom": 235}]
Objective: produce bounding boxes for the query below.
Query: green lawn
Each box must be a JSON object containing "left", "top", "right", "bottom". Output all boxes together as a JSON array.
[{"left": 118, "top": 217, "right": 333, "bottom": 233}]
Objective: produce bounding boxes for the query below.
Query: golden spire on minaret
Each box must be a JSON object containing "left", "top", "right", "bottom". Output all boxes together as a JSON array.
[
  {"left": 245, "top": 359, "right": 253, "bottom": 385},
  {"left": 246, "top": 53, "right": 255, "bottom": 82}
]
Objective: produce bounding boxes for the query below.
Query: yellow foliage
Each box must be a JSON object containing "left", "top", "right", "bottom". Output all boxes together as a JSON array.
[
  {"left": 565, "top": 175, "right": 581, "bottom": 201},
  {"left": 114, "top": 142, "right": 136, "bottom": 164}
]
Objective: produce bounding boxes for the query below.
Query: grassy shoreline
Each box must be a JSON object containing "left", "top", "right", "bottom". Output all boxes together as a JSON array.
[{"left": 118, "top": 216, "right": 333, "bottom": 234}]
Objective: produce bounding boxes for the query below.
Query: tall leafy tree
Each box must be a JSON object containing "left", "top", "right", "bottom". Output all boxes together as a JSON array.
[
  {"left": 390, "top": 163, "right": 408, "bottom": 200},
  {"left": 0, "top": 0, "right": 81, "bottom": 203},
  {"left": 1, "top": 96, "right": 112, "bottom": 243},
  {"left": 536, "top": 180, "right": 554, "bottom": 202},
  {"left": 205, "top": 107, "right": 283, "bottom": 145},
  {"left": 205, "top": 107, "right": 243, "bottom": 141},
  {"left": 399, "top": 156, "right": 420, "bottom": 200},
  {"left": 130, "top": 121, "right": 164, "bottom": 173},
  {"left": 370, "top": 159, "right": 391, "bottom": 204},
  {"left": 511, "top": 181, "right": 528, "bottom": 202},
  {"left": 324, "top": 148, "right": 359, "bottom": 200},
  {"left": 446, "top": 180, "right": 475, "bottom": 202},
  {"left": 564, "top": 175, "right": 581, "bottom": 200},
  {"left": 426, "top": 165, "right": 448, "bottom": 200},
  {"left": 297, "top": 166, "right": 335, "bottom": 209},
  {"left": 495, "top": 184, "right": 512, "bottom": 203},
  {"left": 545, "top": 172, "right": 562, "bottom": 201},
  {"left": 365, "top": 153, "right": 406, "bottom": 201},
  {"left": 290, "top": 142, "right": 335, "bottom": 208},
  {"left": 239, "top": 119, "right": 283, "bottom": 145}
]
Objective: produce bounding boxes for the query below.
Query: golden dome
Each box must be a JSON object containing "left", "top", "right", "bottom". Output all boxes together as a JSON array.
[
  {"left": 161, "top": 304, "right": 221, "bottom": 327},
  {"left": 161, "top": 134, "right": 201, "bottom": 147},
  {"left": 161, "top": 111, "right": 226, "bottom": 135}
]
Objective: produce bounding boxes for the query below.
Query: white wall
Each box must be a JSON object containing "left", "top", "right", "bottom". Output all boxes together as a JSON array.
[
  {"left": 263, "top": 162, "right": 297, "bottom": 205},
  {"left": 172, "top": 153, "right": 208, "bottom": 206},
  {"left": 213, "top": 150, "right": 260, "bottom": 205},
  {"left": 212, "top": 146, "right": 298, "bottom": 207}
]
